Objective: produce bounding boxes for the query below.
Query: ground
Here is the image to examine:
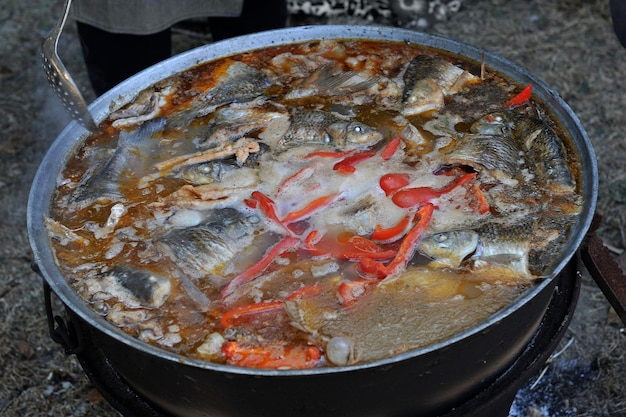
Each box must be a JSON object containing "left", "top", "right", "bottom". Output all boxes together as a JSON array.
[{"left": 1, "top": 0, "right": 625, "bottom": 416}]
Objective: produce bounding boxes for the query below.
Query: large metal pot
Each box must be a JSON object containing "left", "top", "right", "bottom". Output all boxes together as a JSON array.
[{"left": 28, "top": 25, "right": 598, "bottom": 417}]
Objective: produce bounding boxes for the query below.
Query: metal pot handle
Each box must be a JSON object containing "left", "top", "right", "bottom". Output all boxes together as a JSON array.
[{"left": 579, "top": 214, "right": 626, "bottom": 325}]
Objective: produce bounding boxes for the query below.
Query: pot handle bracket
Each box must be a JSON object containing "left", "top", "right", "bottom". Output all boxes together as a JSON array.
[
  {"left": 32, "top": 262, "right": 84, "bottom": 355},
  {"left": 579, "top": 214, "right": 626, "bottom": 325}
]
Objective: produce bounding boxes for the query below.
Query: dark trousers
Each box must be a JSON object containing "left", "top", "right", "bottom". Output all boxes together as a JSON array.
[
  {"left": 611, "top": 0, "right": 626, "bottom": 48},
  {"left": 77, "top": 0, "right": 288, "bottom": 96}
]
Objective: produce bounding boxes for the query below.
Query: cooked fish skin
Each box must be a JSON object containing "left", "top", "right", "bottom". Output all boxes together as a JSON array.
[
  {"left": 284, "top": 63, "right": 381, "bottom": 100},
  {"left": 278, "top": 108, "right": 383, "bottom": 150},
  {"left": 199, "top": 101, "right": 288, "bottom": 148},
  {"left": 440, "top": 133, "right": 523, "bottom": 180},
  {"left": 513, "top": 117, "right": 576, "bottom": 193},
  {"left": 418, "top": 230, "right": 480, "bottom": 268},
  {"left": 156, "top": 208, "right": 258, "bottom": 276},
  {"left": 105, "top": 265, "right": 172, "bottom": 308},
  {"left": 401, "top": 54, "right": 478, "bottom": 116},
  {"left": 71, "top": 118, "right": 166, "bottom": 206},
  {"left": 168, "top": 61, "right": 272, "bottom": 128}
]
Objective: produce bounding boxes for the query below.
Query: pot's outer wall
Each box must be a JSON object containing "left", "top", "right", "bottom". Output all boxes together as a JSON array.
[{"left": 28, "top": 25, "right": 598, "bottom": 417}]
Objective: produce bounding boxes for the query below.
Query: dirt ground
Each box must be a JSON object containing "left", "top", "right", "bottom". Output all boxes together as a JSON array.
[{"left": 1, "top": 0, "right": 625, "bottom": 416}]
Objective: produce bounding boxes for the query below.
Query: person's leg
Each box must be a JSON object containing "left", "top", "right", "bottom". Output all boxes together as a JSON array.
[
  {"left": 208, "top": 0, "right": 288, "bottom": 41},
  {"left": 611, "top": 0, "right": 626, "bottom": 48},
  {"left": 76, "top": 22, "right": 171, "bottom": 96}
]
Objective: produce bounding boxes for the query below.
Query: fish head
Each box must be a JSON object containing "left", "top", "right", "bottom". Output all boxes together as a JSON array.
[
  {"left": 470, "top": 112, "right": 514, "bottom": 136},
  {"left": 326, "top": 121, "right": 383, "bottom": 149},
  {"left": 419, "top": 230, "right": 479, "bottom": 268}
]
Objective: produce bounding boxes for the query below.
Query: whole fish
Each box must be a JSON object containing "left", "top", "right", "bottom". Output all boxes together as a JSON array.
[
  {"left": 71, "top": 118, "right": 166, "bottom": 206},
  {"left": 278, "top": 108, "right": 383, "bottom": 150}
]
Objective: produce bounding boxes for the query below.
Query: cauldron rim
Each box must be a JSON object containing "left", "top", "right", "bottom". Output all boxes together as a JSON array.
[{"left": 27, "top": 24, "right": 598, "bottom": 377}]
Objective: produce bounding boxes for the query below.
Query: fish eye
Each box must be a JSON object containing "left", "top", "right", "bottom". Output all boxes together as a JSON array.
[
  {"left": 435, "top": 234, "right": 447, "bottom": 243},
  {"left": 353, "top": 125, "right": 363, "bottom": 133}
]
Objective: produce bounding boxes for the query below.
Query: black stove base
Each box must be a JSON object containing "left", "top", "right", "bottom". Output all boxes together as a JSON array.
[{"left": 73, "top": 261, "right": 580, "bottom": 417}]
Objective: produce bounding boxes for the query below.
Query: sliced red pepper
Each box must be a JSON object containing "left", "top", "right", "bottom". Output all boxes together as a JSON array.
[
  {"left": 467, "top": 183, "right": 490, "bottom": 215},
  {"left": 285, "top": 284, "right": 323, "bottom": 301},
  {"left": 305, "top": 231, "right": 396, "bottom": 261},
  {"left": 221, "top": 236, "right": 300, "bottom": 299},
  {"left": 304, "top": 150, "right": 353, "bottom": 159},
  {"left": 333, "top": 150, "right": 377, "bottom": 174},
  {"left": 503, "top": 84, "right": 532, "bottom": 107},
  {"left": 249, "top": 191, "right": 291, "bottom": 234},
  {"left": 243, "top": 198, "right": 258, "bottom": 209},
  {"left": 281, "top": 193, "right": 341, "bottom": 224},
  {"left": 277, "top": 166, "right": 315, "bottom": 194},
  {"left": 220, "top": 301, "right": 284, "bottom": 329},
  {"left": 380, "top": 137, "right": 402, "bottom": 160},
  {"left": 379, "top": 173, "right": 411, "bottom": 196},
  {"left": 371, "top": 215, "right": 411, "bottom": 243},
  {"left": 359, "top": 203, "right": 434, "bottom": 278},
  {"left": 380, "top": 203, "right": 434, "bottom": 276},
  {"left": 391, "top": 173, "right": 477, "bottom": 208},
  {"left": 338, "top": 279, "right": 374, "bottom": 307},
  {"left": 222, "top": 341, "right": 321, "bottom": 369}
]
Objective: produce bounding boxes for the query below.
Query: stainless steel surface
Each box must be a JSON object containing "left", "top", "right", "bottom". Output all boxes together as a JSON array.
[{"left": 41, "top": 0, "right": 96, "bottom": 131}]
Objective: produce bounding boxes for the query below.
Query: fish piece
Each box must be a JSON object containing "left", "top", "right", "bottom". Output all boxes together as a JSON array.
[
  {"left": 401, "top": 54, "right": 479, "bottom": 116},
  {"left": 513, "top": 117, "right": 576, "bottom": 193},
  {"left": 285, "top": 266, "right": 525, "bottom": 365},
  {"left": 88, "top": 265, "right": 172, "bottom": 309},
  {"left": 168, "top": 60, "right": 272, "bottom": 128},
  {"left": 156, "top": 208, "right": 259, "bottom": 278},
  {"left": 284, "top": 63, "right": 381, "bottom": 100},
  {"left": 468, "top": 216, "right": 536, "bottom": 280},
  {"left": 110, "top": 86, "right": 175, "bottom": 128},
  {"left": 278, "top": 108, "right": 383, "bottom": 150},
  {"left": 440, "top": 133, "right": 523, "bottom": 180},
  {"left": 198, "top": 100, "right": 288, "bottom": 148},
  {"left": 71, "top": 118, "right": 166, "bottom": 206},
  {"left": 418, "top": 230, "right": 480, "bottom": 268}
]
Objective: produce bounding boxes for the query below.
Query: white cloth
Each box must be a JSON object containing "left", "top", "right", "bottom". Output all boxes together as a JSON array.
[{"left": 71, "top": 0, "right": 244, "bottom": 34}]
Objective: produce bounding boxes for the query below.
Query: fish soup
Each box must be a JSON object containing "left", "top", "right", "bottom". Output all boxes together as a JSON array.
[{"left": 46, "top": 39, "right": 583, "bottom": 368}]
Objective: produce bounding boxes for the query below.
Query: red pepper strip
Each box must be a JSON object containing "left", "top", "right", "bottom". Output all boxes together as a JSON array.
[
  {"left": 380, "top": 137, "right": 402, "bottom": 160},
  {"left": 371, "top": 215, "right": 411, "bottom": 243},
  {"left": 306, "top": 232, "right": 396, "bottom": 260},
  {"left": 222, "top": 341, "right": 321, "bottom": 369},
  {"left": 285, "top": 284, "right": 324, "bottom": 301},
  {"left": 467, "top": 183, "right": 490, "bottom": 215},
  {"left": 220, "top": 301, "right": 284, "bottom": 329},
  {"left": 281, "top": 193, "right": 341, "bottom": 224},
  {"left": 380, "top": 203, "right": 434, "bottom": 276},
  {"left": 333, "top": 150, "right": 377, "bottom": 174},
  {"left": 379, "top": 173, "right": 411, "bottom": 196},
  {"left": 359, "top": 203, "right": 434, "bottom": 278},
  {"left": 221, "top": 236, "right": 300, "bottom": 299},
  {"left": 391, "top": 173, "right": 477, "bottom": 208},
  {"left": 304, "top": 150, "right": 354, "bottom": 159},
  {"left": 503, "top": 84, "right": 532, "bottom": 107},
  {"left": 243, "top": 198, "right": 258, "bottom": 209},
  {"left": 338, "top": 279, "right": 375, "bottom": 307},
  {"left": 250, "top": 191, "right": 292, "bottom": 235},
  {"left": 277, "top": 166, "right": 315, "bottom": 194}
]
